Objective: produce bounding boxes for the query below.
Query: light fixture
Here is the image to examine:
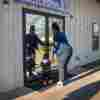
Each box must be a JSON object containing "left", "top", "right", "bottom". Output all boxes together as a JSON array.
[
  {"left": 41, "top": 37, "right": 45, "bottom": 41},
  {"left": 2, "top": 0, "right": 9, "bottom": 8},
  {"left": 67, "top": 12, "right": 74, "bottom": 20},
  {"left": 70, "top": 14, "right": 74, "bottom": 19}
]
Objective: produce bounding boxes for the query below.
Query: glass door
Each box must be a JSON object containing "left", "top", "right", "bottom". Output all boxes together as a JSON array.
[
  {"left": 23, "top": 8, "right": 65, "bottom": 90},
  {"left": 25, "top": 13, "right": 46, "bottom": 65},
  {"left": 23, "top": 12, "right": 48, "bottom": 89}
]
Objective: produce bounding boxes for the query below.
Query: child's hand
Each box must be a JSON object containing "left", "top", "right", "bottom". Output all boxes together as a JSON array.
[{"left": 50, "top": 55, "right": 54, "bottom": 63}]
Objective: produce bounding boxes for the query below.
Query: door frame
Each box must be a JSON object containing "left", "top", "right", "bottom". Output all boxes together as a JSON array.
[{"left": 22, "top": 8, "right": 65, "bottom": 85}]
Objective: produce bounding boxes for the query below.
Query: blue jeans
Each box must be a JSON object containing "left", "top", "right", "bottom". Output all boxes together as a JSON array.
[{"left": 56, "top": 44, "right": 73, "bottom": 81}]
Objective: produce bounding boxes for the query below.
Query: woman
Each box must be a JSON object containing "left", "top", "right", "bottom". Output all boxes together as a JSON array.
[{"left": 52, "top": 22, "right": 73, "bottom": 81}]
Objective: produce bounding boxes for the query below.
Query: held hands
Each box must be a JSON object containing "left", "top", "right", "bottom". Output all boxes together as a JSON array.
[{"left": 50, "top": 54, "right": 59, "bottom": 64}]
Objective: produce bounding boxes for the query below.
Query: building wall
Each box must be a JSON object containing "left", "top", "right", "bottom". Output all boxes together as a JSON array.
[
  {"left": 0, "top": 0, "right": 100, "bottom": 92},
  {"left": 80, "top": 0, "right": 100, "bottom": 16},
  {"left": 0, "top": 0, "right": 13, "bottom": 92},
  {"left": 0, "top": 0, "right": 23, "bottom": 92},
  {"left": 67, "top": 0, "right": 100, "bottom": 70}
]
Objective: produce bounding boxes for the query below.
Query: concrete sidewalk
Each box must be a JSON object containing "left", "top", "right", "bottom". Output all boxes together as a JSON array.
[
  {"left": 0, "top": 87, "right": 33, "bottom": 100},
  {"left": 0, "top": 65, "right": 99, "bottom": 100}
]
